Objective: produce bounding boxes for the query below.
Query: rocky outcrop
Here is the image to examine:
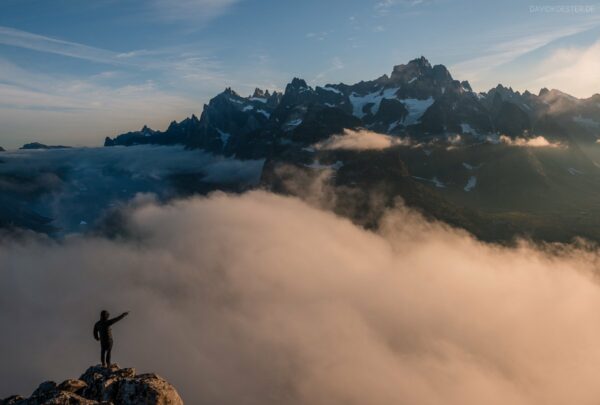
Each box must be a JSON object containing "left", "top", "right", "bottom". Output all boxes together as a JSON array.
[{"left": 1, "top": 365, "right": 183, "bottom": 405}]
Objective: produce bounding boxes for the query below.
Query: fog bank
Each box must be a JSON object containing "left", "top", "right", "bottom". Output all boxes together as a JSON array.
[{"left": 2, "top": 191, "right": 600, "bottom": 404}]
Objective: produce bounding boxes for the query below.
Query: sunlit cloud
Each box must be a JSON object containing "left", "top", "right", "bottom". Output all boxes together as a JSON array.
[
  {"left": 499, "top": 135, "right": 562, "bottom": 148},
  {"left": 530, "top": 39, "right": 600, "bottom": 98},
  {"left": 451, "top": 20, "right": 600, "bottom": 93},
  {"left": 315, "top": 129, "right": 411, "bottom": 150},
  {"left": 4, "top": 190, "right": 600, "bottom": 403}
]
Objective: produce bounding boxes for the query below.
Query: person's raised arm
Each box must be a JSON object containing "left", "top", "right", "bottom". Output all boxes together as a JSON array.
[{"left": 107, "top": 311, "right": 129, "bottom": 325}]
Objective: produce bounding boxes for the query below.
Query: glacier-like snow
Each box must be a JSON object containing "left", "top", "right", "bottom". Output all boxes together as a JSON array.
[
  {"left": 401, "top": 97, "right": 434, "bottom": 125},
  {"left": 320, "top": 86, "right": 342, "bottom": 95},
  {"left": 349, "top": 87, "right": 400, "bottom": 118}
]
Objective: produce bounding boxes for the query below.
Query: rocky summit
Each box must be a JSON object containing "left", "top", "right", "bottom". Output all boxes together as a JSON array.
[{"left": 0, "top": 365, "right": 183, "bottom": 405}]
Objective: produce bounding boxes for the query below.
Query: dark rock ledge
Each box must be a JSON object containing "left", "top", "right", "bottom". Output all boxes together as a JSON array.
[{"left": 1, "top": 365, "right": 183, "bottom": 405}]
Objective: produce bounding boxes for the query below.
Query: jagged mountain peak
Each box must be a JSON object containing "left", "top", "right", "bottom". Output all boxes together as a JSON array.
[
  {"left": 460, "top": 80, "right": 473, "bottom": 92},
  {"left": 252, "top": 88, "right": 270, "bottom": 98},
  {"left": 410, "top": 56, "right": 432, "bottom": 68},
  {"left": 390, "top": 56, "right": 455, "bottom": 86},
  {"left": 217, "top": 87, "right": 242, "bottom": 99},
  {"left": 140, "top": 125, "right": 155, "bottom": 133},
  {"left": 391, "top": 56, "right": 431, "bottom": 77},
  {"left": 287, "top": 77, "right": 311, "bottom": 92}
]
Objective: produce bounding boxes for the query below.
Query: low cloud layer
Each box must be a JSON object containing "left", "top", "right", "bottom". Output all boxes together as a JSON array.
[
  {"left": 2, "top": 191, "right": 600, "bottom": 404},
  {"left": 315, "top": 129, "right": 411, "bottom": 151},
  {"left": 0, "top": 146, "right": 263, "bottom": 234},
  {"left": 499, "top": 134, "right": 561, "bottom": 148}
]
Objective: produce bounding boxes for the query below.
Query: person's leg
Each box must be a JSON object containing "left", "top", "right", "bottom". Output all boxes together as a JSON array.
[
  {"left": 106, "top": 340, "right": 113, "bottom": 367},
  {"left": 101, "top": 345, "right": 107, "bottom": 367}
]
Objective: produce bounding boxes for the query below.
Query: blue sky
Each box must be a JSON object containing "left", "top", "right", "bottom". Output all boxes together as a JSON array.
[{"left": 1, "top": 0, "right": 600, "bottom": 148}]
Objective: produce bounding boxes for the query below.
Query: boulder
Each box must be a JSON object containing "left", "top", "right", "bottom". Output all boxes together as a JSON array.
[{"left": 1, "top": 365, "right": 183, "bottom": 405}]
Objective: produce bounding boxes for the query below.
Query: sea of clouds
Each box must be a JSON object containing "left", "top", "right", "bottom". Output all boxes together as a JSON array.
[
  {"left": 2, "top": 189, "right": 600, "bottom": 404},
  {"left": 0, "top": 145, "right": 264, "bottom": 234}
]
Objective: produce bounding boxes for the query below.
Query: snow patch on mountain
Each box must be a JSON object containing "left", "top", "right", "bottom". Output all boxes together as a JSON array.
[
  {"left": 256, "top": 109, "right": 270, "bottom": 118},
  {"left": 349, "top": 87, "right": 400, "bottom": 118},
  {"left": 249, "top": 97, "right": 267, "bottom": 103},
  {"left": 401, "top": 97, "right": 434, "bottom": 125},
  {"left": 464, "top": 176, "right": 477, "bottom": 192},
  {"left": 462, "top": 162, "right": 481, "bottom": 170},
  {"left": 284, "top": 118, "right": 303, "bottom": 130},
  {"left": 320, "top": 86, "right": 342, "bottom": 95},
  {"left": 460, "top": 123, "right": 477, "bottom": 135},
  {"left": 217, "top": 129, "right": 231, "bottom": 146},
  {"left": 412, "top": 176, "right": 446, "bottom": 188}
]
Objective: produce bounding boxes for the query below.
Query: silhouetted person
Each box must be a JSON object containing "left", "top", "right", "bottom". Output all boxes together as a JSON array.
[{"left": 93, "top": 310, "right": 129, "bottom": 367}]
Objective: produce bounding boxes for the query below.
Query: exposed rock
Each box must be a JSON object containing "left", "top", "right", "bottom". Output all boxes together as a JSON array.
[
  {"left": 1, "top": 365, "right": 183, "bottom": 405},
  {"left": 56, "top": 380, "right": 87, "bottom": 394},
  {"left": 0, "top": 395, "right": 24, "bottom": 405}
]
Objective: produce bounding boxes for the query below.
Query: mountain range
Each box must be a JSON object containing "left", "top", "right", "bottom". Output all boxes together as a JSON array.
[
  {"left": 105, "top": 56, "right": 600, "bottom": 154},
  {"left": 102, "top": 57, "right": 600, "bottom": 243}
]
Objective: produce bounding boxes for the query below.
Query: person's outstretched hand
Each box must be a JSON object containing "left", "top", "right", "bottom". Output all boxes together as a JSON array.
[{"left": 123, "top": 311, "right": 130, "bottom": 317}]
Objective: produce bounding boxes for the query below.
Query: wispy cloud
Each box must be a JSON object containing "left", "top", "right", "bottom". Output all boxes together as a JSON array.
[
  {"left": 150, "top": 0, "right": 241, "bottom": 22},
  {"left": 529, "top": 39, "right": 600, "bottom": 97},
  {"left": 0, "top": 26, "right": 232, "bottom": 95},
  {"left": 0, "top": 26, "right": 122, "bottom": 64},
  {"left": 312, "top": 57, "right": 345, "bottom": 83},
  {"left": 374, "top": 0, "right": 428, "bottom": 15},
  {"left": 450, "top": 19, "right": 600, "bottom": 91},
  {"left": 0, "top": 55, "right": 199, "bottom": 147},
  {"left": 315, "top": 129, "right": 411, "bottom": 150},
  {"left": 306, "top": 31, "right": 332, "bottom": 41}
]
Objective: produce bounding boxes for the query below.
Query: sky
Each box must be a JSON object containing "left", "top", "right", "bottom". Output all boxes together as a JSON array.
[{"left": 1, "top": 0, "right": 600, "bottom": 148}]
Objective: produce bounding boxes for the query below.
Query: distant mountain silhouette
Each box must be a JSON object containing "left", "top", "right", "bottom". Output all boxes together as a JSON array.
[{"left": 20, "top": 142, "right": 71, "bottom": 150}]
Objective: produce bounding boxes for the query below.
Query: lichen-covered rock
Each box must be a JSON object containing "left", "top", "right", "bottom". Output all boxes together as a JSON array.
[
  {"left": 0, "top": 395, "right": 24, "bottom": 405},
  {"left": 1, "top": 365, "right": 183, "bottom": 405},
  {"left": 56, "top": 380, "right": 86, "bottom": 394},
  {"left": 114, "top": 373, "right": 182, "bottom": 405}
]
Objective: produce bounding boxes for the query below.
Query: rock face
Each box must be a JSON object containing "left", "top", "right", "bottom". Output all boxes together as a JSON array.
[{"left": 0, "top": 365, "right": 183, "bottom": 405}]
